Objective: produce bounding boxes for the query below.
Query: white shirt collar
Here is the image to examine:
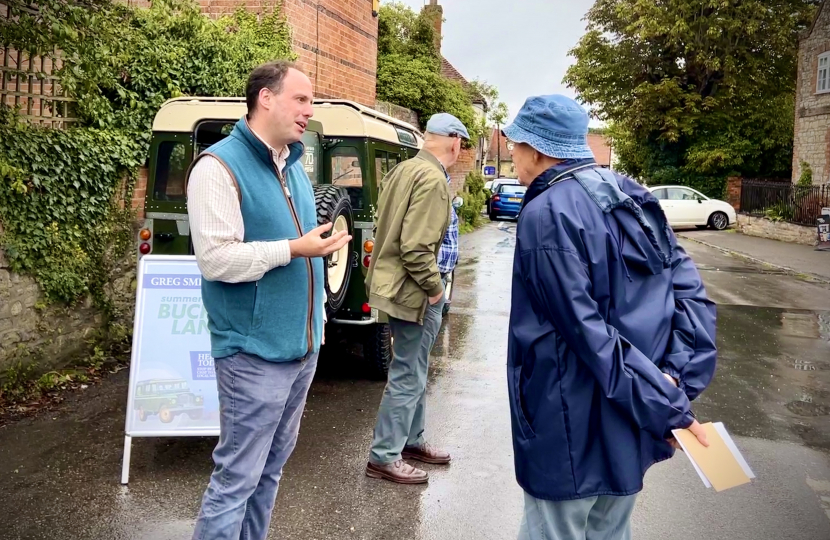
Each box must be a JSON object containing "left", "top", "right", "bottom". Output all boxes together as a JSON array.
[{"left": 248, "top": 124, "right": 291, "bottom": 173}]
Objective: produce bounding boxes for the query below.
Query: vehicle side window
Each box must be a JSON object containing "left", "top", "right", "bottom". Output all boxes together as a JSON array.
[
  {"left": 153, "top": 141, "right": 188, "bottom": 202},
  {"left": 667, "top": 188, "right": 696, "bottom": 201},
  {"left": 374, "top": 150, "right": 401, "bottom": 186},
  {"left": 194, "top": 121, "right": 234, "bottom": 155},
  {"left": 375, "top": 150, "right": 388, "bottom": 185},
  {"left": 332, "top": 148, "right": 364, "bottom": 210},
  {"left": 652, "top": 188, "right": 667, "bottom": 200}
]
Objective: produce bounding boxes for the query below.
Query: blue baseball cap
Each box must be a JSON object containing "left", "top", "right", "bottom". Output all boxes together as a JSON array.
[
  {"left": 502, "top": 94, "right": 594, "bottom": 159},
  {"left": 426, "top": 113, "right": 470, "bottom": 140}
]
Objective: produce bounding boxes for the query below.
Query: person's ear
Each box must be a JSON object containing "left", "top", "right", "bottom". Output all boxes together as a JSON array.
[{"left": 258, "top": 87, "right": 272, "bottom": 112}]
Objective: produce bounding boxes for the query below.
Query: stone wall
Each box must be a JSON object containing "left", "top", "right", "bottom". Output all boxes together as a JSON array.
[
  {"left": 737, "top": 214, "right": 818, "bottom": 246},
  {"left": 793, "top": 2, "right": 830, "bottom": 184},
  {"left": 0, "top": 240, "right": 137, "bottom": 377},
  {"left": 0, "top": 249, "right": 96, "bottom": 375},
  {"left": 374, "top": 101, "right": 419, "bottom": 127}
]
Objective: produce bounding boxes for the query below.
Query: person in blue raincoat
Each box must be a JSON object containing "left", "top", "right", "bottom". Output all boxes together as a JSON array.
[{"left": 503, "top": 94, "right": 718, "bottom": 540}]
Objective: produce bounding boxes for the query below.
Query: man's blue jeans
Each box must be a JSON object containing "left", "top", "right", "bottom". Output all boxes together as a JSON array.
[{"left": 192, "top": 351, "right": 318, "bottom": 540}]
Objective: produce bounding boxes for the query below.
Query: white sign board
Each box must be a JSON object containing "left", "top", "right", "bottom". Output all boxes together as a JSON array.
[{"left": 121, "top": 255, "right": 220, "bottom": 483}]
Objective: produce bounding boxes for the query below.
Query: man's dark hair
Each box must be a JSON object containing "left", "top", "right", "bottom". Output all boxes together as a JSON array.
[{"left": 246, "top": 60, "right": 298, "bottom": 114}]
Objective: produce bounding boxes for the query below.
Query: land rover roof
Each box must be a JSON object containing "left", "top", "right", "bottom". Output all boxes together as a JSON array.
[{"left": 152, "top": 97, "right": 424, "bottom": 148}]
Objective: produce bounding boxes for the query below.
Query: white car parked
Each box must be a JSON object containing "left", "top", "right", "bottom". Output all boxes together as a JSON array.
[{"left": 648, "top": 185, "right": 736, "bottom": 230}]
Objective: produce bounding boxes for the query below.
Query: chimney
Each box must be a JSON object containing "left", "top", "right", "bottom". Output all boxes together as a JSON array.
[{"left": 422, "top": 0, "right": 443, "bottom": 53}]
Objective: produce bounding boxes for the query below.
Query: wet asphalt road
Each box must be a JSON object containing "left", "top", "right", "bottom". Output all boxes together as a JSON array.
[{"left": 1, "top": 222, "right": 830, "bottom": 540}]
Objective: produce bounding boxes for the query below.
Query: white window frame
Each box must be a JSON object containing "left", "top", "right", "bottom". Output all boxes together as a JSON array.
[{"left": 817, "top": 52, "right": 830, "bottom": 94}]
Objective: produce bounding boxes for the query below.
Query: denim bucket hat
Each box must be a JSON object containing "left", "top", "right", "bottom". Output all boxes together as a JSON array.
[{"left": 502, "top": 94, "right": 594, "bottom": 159}]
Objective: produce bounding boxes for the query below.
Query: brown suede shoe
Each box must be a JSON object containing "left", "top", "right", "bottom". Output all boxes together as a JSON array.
[
  {"left": 402, "top": 443, "right": 452, "bottom": 465},
  {"left": 365, "top": 460, "right": 429, "bottom": 484}
]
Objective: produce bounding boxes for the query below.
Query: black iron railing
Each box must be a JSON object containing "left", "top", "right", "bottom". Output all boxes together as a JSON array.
[{"left": 740, "top": 179, "right": 830, "bottom": 226}]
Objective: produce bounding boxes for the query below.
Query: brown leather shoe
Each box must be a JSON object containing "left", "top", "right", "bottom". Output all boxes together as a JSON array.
[
  {"left": 365, "top": 460, "right": 429, "bottom": 484},
  {"left": 402, "top": 443, "right": 451, "bottom": 465}
]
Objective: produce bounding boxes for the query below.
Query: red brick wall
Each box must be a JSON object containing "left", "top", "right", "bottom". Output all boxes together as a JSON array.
[
  {"left": 132, "top": 167, "right": 148, "bottom": 219},
  {"left": 276, "top": 0, "right": 378, "bottom": 105},
  {"left": 726, "top": 176, "right": 742, "bottom": 211},
  {"left": 448, "top": 147, "right": 476, "bottom": 196}
]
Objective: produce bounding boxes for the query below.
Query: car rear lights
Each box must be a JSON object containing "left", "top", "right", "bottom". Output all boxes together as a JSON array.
[
  {"left": 363, "top": 255, "right": 371, "bottom": 267},
  {"left": 492, "top": 195, "right": 501, "bottom": 202},
  {"left": 137, "top": 222, "right": 153, "bottom": 258},
  {"left": 362, "top": 303, "right": 371, "bottom": 313},
  {"left": 363, "top": 240, "right": 374, "bottom": 254}
]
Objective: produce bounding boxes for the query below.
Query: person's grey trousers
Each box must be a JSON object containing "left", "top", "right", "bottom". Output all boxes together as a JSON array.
[
  {"left": 518, "top": 491, "right": 637, "bottom": 540},
  {"left": 192, "top": 350, "right": 318, "bottom": 540},
  {"left": 369, "top": 293, "right": 445, "bottom": 465}
]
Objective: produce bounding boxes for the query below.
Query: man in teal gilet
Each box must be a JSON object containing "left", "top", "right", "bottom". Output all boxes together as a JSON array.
[{"left": 187, "top": 60, "right": 350, "bottom": 540}]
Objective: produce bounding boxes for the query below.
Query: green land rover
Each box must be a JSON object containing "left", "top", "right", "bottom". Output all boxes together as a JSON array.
[
  {"left": 134, "top": 378, "right": 204, "bottom": 423},
  {"left": 137, "top": 98, "right": 455, "bottom": 378}
]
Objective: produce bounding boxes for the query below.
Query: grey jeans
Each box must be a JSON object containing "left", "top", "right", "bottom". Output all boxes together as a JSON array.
[
  {"left": 369, "top": 294, "right": 445, "bottom": 464},
  {"left": 192, "top": 351, "right": 318, "bottom": 540},
  {"left": 518, "top": 491, "right": 637, "bottom": 540}
]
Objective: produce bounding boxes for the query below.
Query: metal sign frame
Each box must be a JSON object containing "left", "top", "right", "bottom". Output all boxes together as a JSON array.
[{"left": 121, "top": 255, "right": 219, "bottom": 484}]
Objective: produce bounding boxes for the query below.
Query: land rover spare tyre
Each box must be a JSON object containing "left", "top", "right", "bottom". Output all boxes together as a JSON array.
[{"left": 313, "top": 185, "right": 354, "bottom": 317}]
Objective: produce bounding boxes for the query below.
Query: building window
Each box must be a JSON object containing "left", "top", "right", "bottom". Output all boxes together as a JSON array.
[{"left": 818, "top": 52, "right": 830, "bottom": 94}]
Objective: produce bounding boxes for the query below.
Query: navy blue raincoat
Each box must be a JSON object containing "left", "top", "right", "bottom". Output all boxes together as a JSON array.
[{"left": 508, "top": 160, "right": 717, "bottom": 501}]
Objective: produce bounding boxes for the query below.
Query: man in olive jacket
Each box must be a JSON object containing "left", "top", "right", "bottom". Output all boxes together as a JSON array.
[{"left": 365, "top": 113, "right": 469, "bottom": 484}]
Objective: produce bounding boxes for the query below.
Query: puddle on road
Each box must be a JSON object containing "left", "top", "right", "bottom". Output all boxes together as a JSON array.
[
  {"left": 695, "top": 305, "right": 830, "bottom": 451},
  {"left": 696, "top": 263, "right": 790, "bottom": 276}
]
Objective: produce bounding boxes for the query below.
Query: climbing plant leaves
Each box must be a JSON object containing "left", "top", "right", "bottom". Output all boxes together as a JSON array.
[{"left": 0, "top": 0, "right": 294, "bottom": 307}]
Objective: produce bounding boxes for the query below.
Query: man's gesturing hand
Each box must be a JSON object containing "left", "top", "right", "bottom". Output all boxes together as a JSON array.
[
  {"left": 428, "top": 291, "right": 444, "bottom": 305},
  {"left": 289, "top": 222, "right": 352, "bottom": 259}
]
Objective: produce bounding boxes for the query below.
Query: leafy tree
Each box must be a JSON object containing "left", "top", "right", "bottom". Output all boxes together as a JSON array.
[
  {"left": 565, "top": 0, "right": 818, "bottom": 196},
  {"left": 376, "top": 2, "right": 481, "bottom": 144},
  {"left": 458, "top": 170, "right": 487, "bottom": 231},
  {"left": 468, "top": 79, "right": 508, "bottom": 125},
  {"left": 468, "top": 79, "right": 508, "bottom": 164}
]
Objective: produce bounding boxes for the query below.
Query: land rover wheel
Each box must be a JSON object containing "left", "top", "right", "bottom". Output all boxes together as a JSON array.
[
  {"left": 362, "top": 323, "right": 392, "bottom": 379},
  {"left": 158, "top": 406, "right": 174, "bottom": 423},
  {"left": 314, "top": 186, "right": 354, "bottom": 317}
]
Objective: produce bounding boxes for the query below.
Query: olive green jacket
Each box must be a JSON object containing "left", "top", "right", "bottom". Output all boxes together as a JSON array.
[{"left": 367, "top": 150, "right": 451, "bottom": 324}]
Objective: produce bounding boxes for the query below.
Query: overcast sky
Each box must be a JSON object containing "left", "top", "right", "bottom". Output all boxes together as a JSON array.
[{"left": 394, "top": 0, "right": 599, "bottom": 126}]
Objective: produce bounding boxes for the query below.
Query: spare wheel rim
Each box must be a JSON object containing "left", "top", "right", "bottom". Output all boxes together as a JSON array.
[{"left": 328, "top": 214, "right": 349, "bottom": 294}]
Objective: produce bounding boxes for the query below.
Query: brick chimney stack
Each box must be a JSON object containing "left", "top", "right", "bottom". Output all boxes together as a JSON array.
[{"left": 422, "top": 0, "right": 443, "bottom": 53}]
